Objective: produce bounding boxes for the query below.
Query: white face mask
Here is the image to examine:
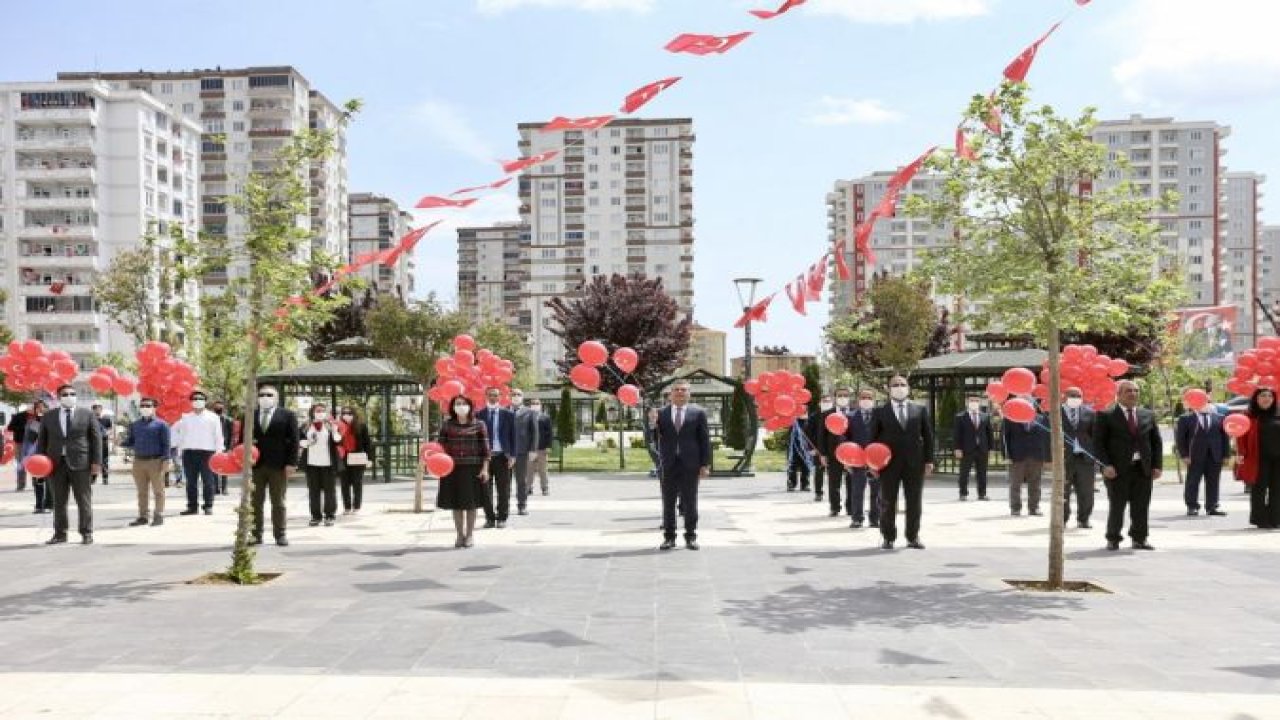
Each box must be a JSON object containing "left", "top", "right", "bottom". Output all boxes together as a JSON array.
[
  {"left": 58, "top": 394, "right": 77, "bottom": 409},
  {"left": 889, "top": 387, "right": 909, "bottom": 401},
  {"left": 258, "top": 396, "right": 277, "bottom": 411},
  {"left": 455, "top": 404, "right": 471, "bottom": 417},
  {"left": 819, "top": 402, "right": 834, "bottom": 412},
  {"left": 487, "top": 400, "right": 499, "bottom": 409},
  {"left": 968, "top": 402, "right": 981, "bottom": 412},
  {"left": 140, "top": 407, "right": 155, "bottom": 418},
  {"left": 511, "top": 396, "right": 524, "bottom": 406},
  {"left": 834, "top": 396, "right": 850, "bottom": 408},
  {"left": 530, "top": 404, "right": 542, "bottom": 413},
  {"left": 858, "top": 399, "right": 874, "bottom": 411},
  {"left": 192, "top": 399, "right": 206, "bottom": 410},
  {"left": 341, "top": 413, "right": 354, "bottom": 422},
  {"left": 1065, "top": 397, "right": 1084, "bottom": 409},
  {"left": 313, "top": 411, "right": 327, "bottom": 422}
]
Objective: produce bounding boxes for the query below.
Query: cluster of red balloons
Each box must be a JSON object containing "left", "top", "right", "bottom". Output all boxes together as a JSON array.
[
  {"left": 833, "top": 440, "right": 893, "bottom": 471},
  {"left": 420, "top": 441, "right": 455, "bottom": 478},
  {"left": 743, "top": 370, "right": 812, "bottom": 432},
  {"left": 1227, "top": 336, "right": 1280, "bottom": 397},
  {"left": 87, "top": 365, "right": 137, "bottom": 398},
  {"left": 0, "top": 339, "right": 80, "bottom": 395},
  {"left": 568, "top": 341, "right": 642, "bottom": 408},
  {"left": 24, "top": 453, "right": 54, "bottom": 478},
  {"left": 427, "top": 335, "right": 517, "bottom": 412},
  {"left": 135, "top": 341, "right": 201, "bottom": 424},
  {"left": 209, "top": 445, "right": 259, "bottom": 476},
  {"left": 988, "top": 345, "right": 1129, "bottom": 419}
]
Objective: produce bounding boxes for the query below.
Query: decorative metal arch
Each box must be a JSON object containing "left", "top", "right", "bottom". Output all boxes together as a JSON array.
[{"left": 645, "top": 368, "right": 758, "bottom": 477}]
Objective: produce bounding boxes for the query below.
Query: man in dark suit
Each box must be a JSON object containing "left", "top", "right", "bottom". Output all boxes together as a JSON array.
[
  {"left": 1002, "top": 399, "right": 1050, "bottom": 516},
  {"left": 648, "top": 379, "right": 711, "bottom": 550},
  {"left": 91, "top": 403, "right": 112, "bottom": 485},
  {"left": 1175, "top": 404, "right": 1230, "bottom": 517},
  {"left": 1093, "top": 380, "right": 1163, "bottom": 551},
  {"left": 509, "top": 389, "right": 537, "bottom": 516},
  {"left": 1061, "top": 387, "right": 1098, "bottom": 528},
  {"left": 801, "top": 395, "right": 831, "bottom": 495},
  {"left": 530, "top": 399, "right": 553, "bottom": 495},
  {"left": 953, "top": 394, "right": 994, "bottom": 501},
  {"left": 244, "top": 385, "right": 299, "bottom": 547},
  {"left": 7, "top": 405, "right": 34, "bottom": 492},
  {"left": 477, "top": 387, "right": 516, "bottom": 528},
  {"left": 211, "top": 400, "right": 234, "bottom": 495},
  {"left": 870, "top": 375, "right": 935, "bottom": 550},
  {"left": 36, "top": 385, "right": 102, "bottom": 545},
  {"left": 815, "top": 387, "right": 853, "bottom": 516},
  {"left": 847, "top": 388, "right": 879, "bottom": 529}
]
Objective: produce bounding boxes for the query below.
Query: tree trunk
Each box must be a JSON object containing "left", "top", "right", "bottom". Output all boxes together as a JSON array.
[
  {"left": 228, "top": 274, "right": 264, "bottom": 584},
  {"left": 415, "top": 394, "right": 428, "bottom": 513},
  {"left": 1046, "top": 323, "right": 1067, "bottom": 590}
]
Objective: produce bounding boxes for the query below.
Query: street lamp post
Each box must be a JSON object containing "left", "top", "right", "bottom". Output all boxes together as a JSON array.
[{"left": 734, "top": 277, "right": 762, "bottom": 379}]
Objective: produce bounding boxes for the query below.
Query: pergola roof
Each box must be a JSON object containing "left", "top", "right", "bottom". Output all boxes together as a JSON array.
[
  {"left": 258, "top": 357, "right": 419, "bottom": 386},
  {"left": 902, "top": 349, "right": 1048, "bottom": 377}
]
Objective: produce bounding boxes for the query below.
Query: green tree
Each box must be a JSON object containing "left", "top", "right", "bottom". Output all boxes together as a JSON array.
[
  {"left": 0, "top": 290, "right": 23, "bottom": 406},
  {"left": 594, "top": 399, "right": 609, "bottom": 430},
  {"left": 801, "top": 363, "right": 823, "bottom": 415},
  {"left": 91, "top": 222, "right": 201, "bottom": 352},
  {"left": 724, "top": 383, "right": 750, "bottom": 451},
  {"left": 866, "top": 274, "right": 939, "bottom": 375},
  {"left": 910, "top": 83, "right": 1184, "bottom": 589},
  {"left": 305, "top": 288, "right": 374, "bottom": 361},
  {"left": 556, "top": 386, "right": 577, "bottom": 446}
]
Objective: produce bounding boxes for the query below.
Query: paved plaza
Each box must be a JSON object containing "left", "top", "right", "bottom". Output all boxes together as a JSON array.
[{"left": 0, "top": 469, "right": 1277, "bottom": 719}]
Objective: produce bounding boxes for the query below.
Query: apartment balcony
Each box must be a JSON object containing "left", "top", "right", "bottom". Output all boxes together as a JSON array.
[
  {"left": 248, "top": 103, "right": 291, "bottom": 117},
  {"left": 21, "top": 311, "right": 102, "bottom": 326},
  {"left": 19, "top": 253, "right": 100, "bottom": 270},
  {"left": 15, "top": 134, "right": 95, "bottom": 152},
  {"left": 19, "top": 107, "right": 98, "bottom": 124},
  {"left": 21, "top": 196, "right": 97, "bottom": 212},
  {"left": 15, "top": 165, "right": 96, "bottom": 183},
  {"left": 17, "top": 283, "right": 90, "bottom": 297},
  {"left": 18, "top": 224, "right": 96, "bottom": 240},
  {"left": 249, "top": 128, "right": 292, "bottom": 137}
]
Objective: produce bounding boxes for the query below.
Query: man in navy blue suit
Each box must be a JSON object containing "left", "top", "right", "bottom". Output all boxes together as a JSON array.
[
  {"left": 846, "top": 388, "right": 879, "bottom": 529},
  {"left": 648, "top": 380, "right": 711, "bottom": 550},
  {"left": 953, "top": 394, "right": 994, "bottom": 501},
  {"left": 477, "top": 387, "right": 517, "bottom": 528},
  {"left": 1002, "top": 399, "right": 1050, "bottom": 516},
  {"left": 869, "top": 376, "right": 935, "bottom": 550},
  {"left": 1175, "top": 404, "right": 1230, "bottom": 516}
]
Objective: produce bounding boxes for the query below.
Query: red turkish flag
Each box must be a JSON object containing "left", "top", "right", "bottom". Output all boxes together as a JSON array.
[
  {"left": 450, "top": 177, "right": 513, "bottom": 196},
  {"left": 351, "top": 251, "right": 384, "bottom": 269},
  {"left": 833, "top": 236, "right": 851, "bottom": 281},
  {"left": 49, "top": 282, "right": 66, "bottom": 295},
  {"left": 620, "top": 77, "right": 682, "bottom": 113},
  {"left": 785, "top": 276, "right": 807, "bottom": 315},
  {"left": 887, "top": 146, "right": 936, "bottom": 192},
  {"left": 955, "top": 125, "right": 977, "bottom": 161},
  {"left": 664, "top": 32, "right": 753, "bottom": 56},
  {"left": 501, "top": 149, "right": 560, "bottom": 174},
  {"left": 541, "top": 115, "right": 616, "bottom": 132},
  {"left": 854, "top": 216, "right": 878, "bottom": 266},
  {"left": 806, "top": 255, "right": 828, "bottom": 300},
  {"left": 1003, "top": 22, "right": 1061, "bottom": 83},
  {"left": 733, "top": 294, "right": 776, "bottom": 328},
  {"left": 984, "top": 91, "right": 1003, "bottom": 135},
  {"left": 1076, "top": 0, "right": 1091, "bottom": 5},
  {"left": 415, "top": 195, "right": 478, "bottom": 209},
  {"left": 750, "top": 0, "right": 806, "bottom": 19}
]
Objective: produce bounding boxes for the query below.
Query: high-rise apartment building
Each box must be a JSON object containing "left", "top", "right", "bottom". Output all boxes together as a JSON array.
[
  {"left": 0, "top": 80, "right": 201, "bottom": 368},
  {"left": 1222, "top": 172, "right": 1265, "bottom": 346},
  {"left": 58, "top": 67, "right": 349, "bottom": 286},
  {"left": 1259, "top": 225, "right": 1280, "bottom": 334},
  {"left": 457, "top": 222, "right": 529, "bottom": 338},
  {"left": 515, "top": 117, "right": 695, "bottom": 382},
  {"left": 349, "top": 192, "right": 414, "bottom": 299},
  {"left": 681, "top": 323, "right": 727, "bottom": 376}
]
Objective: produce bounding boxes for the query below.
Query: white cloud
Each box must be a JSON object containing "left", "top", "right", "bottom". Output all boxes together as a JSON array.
[
  {"left": 476, "top": 0, "right": 653, "bottom": 14},
  {"left": 808, "top": 96, "right": 903, "bottom": 125},
  {"left": 408, "top": 192, "right": 523, "bottom": 305},
  {"left": 1111, "top": 0, "right": 1280, "bottom": 105},
  {"left": 806, "top": 0, "right": 989, "bottom": 24},
  {"left": 414, "top": 99, "right": 495, "bottom": 165}
]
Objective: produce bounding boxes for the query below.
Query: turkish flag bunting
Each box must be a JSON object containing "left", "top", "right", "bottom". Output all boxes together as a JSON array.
[
  {"left": 887, "top": 146, "right": 936, "bottom": 192},
  {"left": 620, "top": 77, "right": 682, "bottom": 113},
  {"left": 806, "top": 255, "right": 828, "bottom": 300},
  {"left": 285, "top": 295, "right": 310, "bottom": 307},
  {"left": 750, "top": 0, "right": 806, "bottom": 19},
  {"left": 786, "top": 276, "right": 807, "bottom": 316},
  {"left": 1003, "top": 22, "right": 1061, "bottom": 83},
  {"left": 352, "top": 251, "right": 384, "bottom": 268},
  {"left": 854, "top": 216, "right": 878, "bottom": 266},
  {"left": 984, "top": 91, "right": 1003, "bottom": 135},
  {"left": 733, "top": 294, "right": 775, "bottom": 328},
  {"left": 664, "top": 32, "right": 753, "bottom": 56},
  {"left": 450, "top": 177, "right": 513, "bottom": 196},
  {"left": 415, "top": 195, "right": 478, "bottom": 209},
  {"left": 833, "top": 236, "right": 852, "bottom": 281},
  {"left": 1076, "top": 0, "right": 1091, "bottom": 5},
  {"left": 955, "top": 125, "right": 977, "bottom": 161},
  {"left": 542, "top": 115, "right": 616, "bottom": 132},
  {"left": 501, "top": 149, "right": 560, "bottom": 174},
  {"left": 49, "top": 282, "right": 65, "bottom": 295}
]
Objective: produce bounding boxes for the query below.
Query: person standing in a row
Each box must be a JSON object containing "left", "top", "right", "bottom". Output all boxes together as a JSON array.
[
  {"left": 804, "top": 395, "right": 831, "bottom": 497},
  {"left": 174, "top": 390, "right": 223, "bottom": 516},
  {"left": 121, "top": 398, "right": 171, "bottom": 527},
  {"left": 1235, "top": 388, "right": 1280, "bottom": 529},
  {"left": 1093, "top": 379, "right": 1162, "bottom": 551},
  {"left": 870, "top": 376, "right": 934, "bottom": 550},
  {"left": 7, "top": 404, "right": 33, "bottom": 493},
  {"left": 1061, "top": 387, "right": 1097, "bottom": 529},
  {"left": 478, "top": 387, "right": 515, "bottom": 528},
  {"left": 338, "top": 406, "right": 374, "bottom": 515},
  {"left": 91, "top": 403, "right": 112, "bottom": 485},
  {"left": 650, "top": 379, "right": 711, "bottom": 551},
  {"left": 1175, "top": 400, "right": 1230, "bottom": 517},
  {"left": 211, "top": 400, "right": 234, "bottom": 495},
  {"left": 529, "top": 398, "right": 553, "bottom": 495},
  {"left": 815, "top": 387, "right": 853, "bottom": 516},
  {"left": 511, "top": 389, "right": 537, "bottom": 516},
  {"left": 245, "top": 385, "right": 298, "bottom": 547},
  {"left": 37, "top": 385, "right": 100, "bottom": 545},
  {"left": 436, "top": 394, "right": 490, "bottom": 548},
  {"left": 1003, "top": 398, "right": 1049, "bottom": 517},
  {"left": 21, "top": 400, "right": 52, "bottom": 513},
  {"left": 847, "top": 388, "right": 878, "bottom": 529},
  {"left": 953, "top": 394, "right": 993, "bottom": 501},
  {"left": 301, "top": 403, "right": 342, "bottom": 527}
]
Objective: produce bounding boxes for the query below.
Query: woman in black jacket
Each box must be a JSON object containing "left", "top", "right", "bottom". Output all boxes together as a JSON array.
[
  {"left": 338, "top": 406, "right": 375, "bottom": 514},
  {"left": 301, "top": 403, "right": 343, "bottom": 526}
]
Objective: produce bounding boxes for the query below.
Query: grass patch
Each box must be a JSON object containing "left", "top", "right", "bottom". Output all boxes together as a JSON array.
[
  {"left": 1004, "top": 579, "right": 1110, "bottom": 593},
  {"left": 187, "top": 572, "right": 283, "bottom": 586},
  {"left": 555, "top": 446, "right": 787, "bottom": 473}
]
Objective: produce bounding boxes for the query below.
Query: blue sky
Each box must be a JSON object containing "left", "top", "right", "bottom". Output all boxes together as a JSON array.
[{"left": 5, "top": 0, "right": 1279, "bottom": 359}]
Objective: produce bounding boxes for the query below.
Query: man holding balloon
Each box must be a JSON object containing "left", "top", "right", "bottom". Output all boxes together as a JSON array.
[
  {"left": 870, "top": 376, "right": 935, "bottom": 550},
  {"left": 1093, "top": 380, "right": 1162, "bottom": 551},
  {"left": 33, "top": 384, "right": 102, "bottom": 545}
]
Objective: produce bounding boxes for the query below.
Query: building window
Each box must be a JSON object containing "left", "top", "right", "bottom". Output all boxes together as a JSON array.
[
  {"left": 248, "top": 74, "right": 291, "bottom": 88},
  {"left": 182, "top": 103, "right": 195, "bottom": 114},
  {"left": 232, "top": 100, "right": 245, "bottom": 112},
  {"left": 200, "top": 78, "right": 224, "bottom": 91}
]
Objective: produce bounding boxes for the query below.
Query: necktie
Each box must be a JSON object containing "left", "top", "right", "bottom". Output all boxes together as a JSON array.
[
  {"left": 1127, "top": 408, "right": 1138, "bottom": 436},
  {"left": 675, "top": 406, "right": 684, "bottom": 431},
  {"left": 62, "top": 408, "right": 70, "bottom": 436},
  {"left": 896, "top": 403, "right": 906, "bottom": 426},
  {"left": 971, "top": 412, "right": 979, "bottom": 428},
  {"left": 863, "top": 411, "right": 870, "bottom": 425},
  {"left": 1070, "top": 408, "right": 1078, "bottom": 426},
  {"left": 260, "top": 409, "right": 270, "bottom": 430},
  {"left": 1200, "top": 414, "right": 1208, "bottom": 431}
]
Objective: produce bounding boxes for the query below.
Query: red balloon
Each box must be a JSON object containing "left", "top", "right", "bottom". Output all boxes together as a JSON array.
[
  {"left": 773, "top": 394, "right": 797, "bottom": 416},
  {"left": 453, "top": 334, "right": 476, "bottom": 352},
  {"left": 569, "top": 363, "right": 601, "bottom": 392},
  {"left": 986, "top": 381, "right": 1009, "bottom": 404},
  {"left": 613, "top": 347, "right": 639, "bottom": 374},
  {"left": 453, "top": 350, "right": 475, "bottom": 368},
  {"left": 1, "top": 444, "right": 14, "bottom": 465},
  {"left": 23, "top": 454, "right": 53, "bottom": 478},
  {"left": 1002, "top": 367, "right": 1036, "bottom": 396},
  {"left": 763, "top": 415, "right": 790, "bottom": 432},
  {"left": 824, "top": 412, "right": 849, "bottom": 436},
  {"left": 1108, "top": 358, "right": 1130, "bottom": 378},
  {"left": 1224, "top": 413, "right": 1251, "bottom": 438},
  {"left": 835, "top": 441, "right": 865, "bottom": 467},
  {"left": 20, "top": 339, "right": 44, "bottom": 358},
  {"left": 209, "top": 452, "right": 236, "bottom": 475},
  {"left": 865, "top": 443, "right": 892, "bottom": 471},
  {"left": 1182, "top": 388, "right": 1210, "bottom": 411},
  {"left": 420, "top": 443, "right": 439, "bottom": 465},
  {"left": 617, "top": 384, "right": 641, "bottom": 407},
  {"left": 743, "top": 379, "right": 760, "bottom": 396},
  {"left": 577, "top": 340, "right": 609, "bottom": 367},
  {"left": 441, "top": 380, "right": 466, "bottom": 399},
  {"left": 229, "top": 444, "right": 259, "bottom": 467},
  {"left": 1002, "top": 398, "right": 1036, "bottom": 424},
  {"left": 88, "top": 373, "right": 113, "bottom": 393},
  {"left": 112, "top": 377, "right": 137, "bottom": 396},
  {"left": 426, "top": 452, "right": 455, "bottom": 478}
]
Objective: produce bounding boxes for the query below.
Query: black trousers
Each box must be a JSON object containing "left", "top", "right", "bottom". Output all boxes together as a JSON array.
[
  {"left": 1064, "top": 456, "right": 1095, "bottom": 524},
  {"left": 661, "top": 459, "right": 700, "bottom": 539},
  {"left": 825, "top": 456, "right": 845, "bottom": 513},
  {"left": 957, "top": 451, "right": 988, "bottom": 497},
  {"left": 786, "top": 456, "right": 810, "bottom": 489},
  {"left": 1105, "top": 463, "right": 1153, "bottom": 543},
  {"left": 486, "top": 453, "right": 512, "bottom": 522},
  {"left": 878, "top": 466, "right": 924, "bottom": 543},
  {"left": 513, "top": 452, "right": 530, "bottom": 510},
  {"left": 306, "top": 465, "right": 337, "bottom": 521},
  {"left": 33, "top": 478, "right": 54, "bottom": 511},
  {"left": 1252, "top": 456, "right": 1280, "bottom": 528},
  {"left": 341, "top": 465, "right": 366, "bottom": 510},
  {"left": 848, "top": 467, "right": 880, "bottom": 523},
  {"left": 1184, "top": 457, "right": 1223, "bottom": 511},
  {"left": 251, "top": 466, "right": 288, "bottom": 539},
  {"left": 811, "top": 462, "right": 824, "bottom": 496},
  {"left": 50, "top": 463, "right": 93, "bottom": 538}
]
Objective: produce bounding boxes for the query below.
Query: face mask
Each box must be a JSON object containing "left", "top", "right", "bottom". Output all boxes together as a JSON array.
[
  {"left": 140, "top": 407, "right": 155, "bottom": 418},
  {"left": 530, "top": 404, "right": 541, "bottom": 413},
  {"left": 341, "top": 413, "right": 354, "bottom": 421},
  {"left": 819, "top": 402, "right": 834, "bottom": 412},
  {"left": 1066, "top": 398, "right": 1084, "bottom": 409},
  {"left": 313, "top": 411, "right": 328, "bottom": 422},
  {"left": 511, "top": 396, "right": 523, "bottom": 405},
  {"left": 487, "top": 400, "right": 499, "bottom": 409},
  {"left": 455, "top": 404, "right": 471, "bottom": 416},
  {"left": 59, "top": 394, "right": 77, "bottom": 409},
  {"left": 859, "top": 399, "right": 874, "bottom": 411},
  {"left": 835, "top": 397, "right": 850, "bottom": 408},
  {"left": 192, "top": 399, "right": 206, "bottom": 410},
  {"left": 968, "top": 402, "right": 981, "bottom": 412},
  {"left": 258, "top": 396, "right": 277, "bottom": 411},
  {"left": 889, "top": 387, "right": 909, "bottom": 401}
]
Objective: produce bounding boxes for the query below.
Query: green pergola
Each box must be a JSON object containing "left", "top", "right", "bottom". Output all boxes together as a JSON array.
[{"left": 257, "top": 341, "right": 422, "bottom": 484}]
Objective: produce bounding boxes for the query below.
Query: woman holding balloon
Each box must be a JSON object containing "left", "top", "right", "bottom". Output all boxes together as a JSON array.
[
  {"left": 1233, "top": 388, "right": 1279, "bottom": 529},
  {"left": 434, "top": 395, "right": 491, "bottom": 548},
  {"left": 21, "top": 400, "right": 51, "bottom": 513}
]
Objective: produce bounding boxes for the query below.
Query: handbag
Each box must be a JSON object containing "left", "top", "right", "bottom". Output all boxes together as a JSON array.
[{"left": 345, "top": 451, "right": 369, "bottom": 467}]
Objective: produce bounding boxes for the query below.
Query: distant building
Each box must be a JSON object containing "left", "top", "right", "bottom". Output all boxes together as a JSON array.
[
  {"left": 457, "top": 222, "right": 530, "bottom": 339},
  {"left": 348, "top": 192, "right": 413, "bottom": 299},
  {"left": 729, "top": 351, "right": 816, "bottom": 378},
  {"left": 681, "top": 323, "right": 726, "bottom": 376}
]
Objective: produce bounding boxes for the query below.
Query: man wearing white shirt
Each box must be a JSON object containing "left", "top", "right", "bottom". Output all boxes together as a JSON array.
[{"left": 173, "top": 390, "right": 224, "bottom": 516}]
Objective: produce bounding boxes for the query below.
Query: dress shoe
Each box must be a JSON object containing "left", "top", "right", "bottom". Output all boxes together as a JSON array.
[
  {"left": 249, "top": 536, "right": 263, "bottom": 546},
  {"left": 1077, "top": 522, "right": 1092, "bottom": 529},
  {"left": 81, "top": 535, "right": 94, "bottom": 545},
  {"left": 496, "top": 520, "right": 506, "bottom": 529},
  {"left": 907, "top": 539, "right": 925, "bottom": 550},
  {"left": 978, "top": 496, "right": 989, "bottom": 501},
  {"left": 814, "top": 494, "right": 823, "bottom": 502},
  {"left": 323, "top": 519, "right": 334, "bottom": 527},
  {"left": 129, "top": 517, "right": 149, "bottom": 527},
  {"left": 464, "top": 536, "right": 474, "bottom": 548},
  {"left": 685, "top": 539, "right": 700, "bottom": 550},
  {"left": 46, "top": 535, "right": 67, "bottom": 545},
  {"left": 1106, "top": 541, "right": 1120, "bottom": 551},
  {"left": 151, "top": 515, "right": 164, "bottom": 527},
  {"left": 959, "top": 495, "right": 969, "bottom": 502},
  {"left": 275, "top": 536, "right": 290, "bottom": 547},
  {"left": 203, "top": 508, "right": 212, "bottom": 516},
  {"left": 1011, "top": 510, "right": 1021, "bottom": 517},
  {"left": 869, "top": 520, "right": 880, "bottom": 528},
  {"left": 786, "top": 486, "right": 796, "bottom": 492},
  {"left": 180, "top": 509, "right": 199, "bottom": 516},
  {"left": 1187, "top": 509, "right": 1199, "bottom": 516},
  {"left": 308, "top": 519, "right": 320, "bottom": 527},
  {"left": 1208, "top": 509, "right": 1227, "bottom": 516},
  {"left": 518, "top": 508, "right": 528, "bottom": 516},
  {"left": 1029, "top": 510, "right": 1043, "bottom": 516},
  {"left": 850, "top": 520, "right": 863, "bottom": 529},
  {"left": 455, "top": 536, "right": 465, "bottom": 548},
  {"left": 659, "top": 538, "right": 676, "bottom": 551},
  {"left": 483, "top": 520, "right": 496, "bottom": 529},
  {"left": 880, "top": 540, "right": 894, "bottom": 550},
  {"left": 1132, "top": 541, "right": 1155, "bottom": 551}
]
